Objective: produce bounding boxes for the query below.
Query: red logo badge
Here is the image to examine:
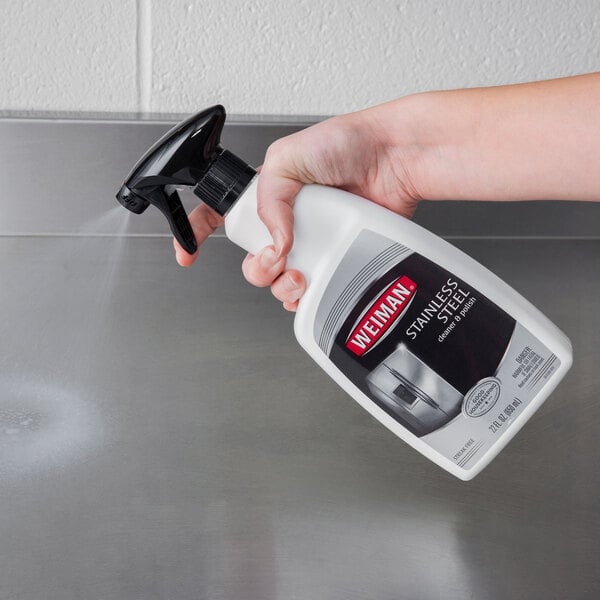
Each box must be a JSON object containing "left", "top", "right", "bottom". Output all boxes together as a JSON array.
[{"left": 345, "top": 275, "right": 416, "bottom": 356}]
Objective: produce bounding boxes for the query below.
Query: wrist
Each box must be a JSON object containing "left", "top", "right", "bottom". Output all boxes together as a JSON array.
[{"left": 373, "top": 90, "right": 484, "bottom": 202}]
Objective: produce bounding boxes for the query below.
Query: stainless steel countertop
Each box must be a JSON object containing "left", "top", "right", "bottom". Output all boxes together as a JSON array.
[{"left": 1, "top": 235, "right": 598, "bottom": 599}]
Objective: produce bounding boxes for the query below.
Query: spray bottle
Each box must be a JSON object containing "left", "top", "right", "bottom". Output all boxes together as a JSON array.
[{"left": 117, "top": 105, "right": 572, "bottom": 480}]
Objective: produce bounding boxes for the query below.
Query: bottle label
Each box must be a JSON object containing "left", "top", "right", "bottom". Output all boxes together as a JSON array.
[{"left": 314, "top": 230, "right": 560, "bottom": 470}]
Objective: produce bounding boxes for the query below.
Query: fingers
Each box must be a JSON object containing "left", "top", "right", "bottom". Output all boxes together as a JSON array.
[
  {"left": 242, "top": 248, "right": 306, "bottom": 311},
  {"left": 282, "top": 300, "right": 300, "bottom": 312},
  {"left": 246, "top": 136, "right": 316, "bottom": 309},
  {"left": 241, "top": 246, "right": 286, "bottom": 287},
  {"left": 257, "top": 142, "right": 306, "bottom": 258},
  {"left": 173, "top": 203, "right": 224, "bottom": 266},
  {"left": 270, "top": 270, "right": 306, "bottom": 308}
]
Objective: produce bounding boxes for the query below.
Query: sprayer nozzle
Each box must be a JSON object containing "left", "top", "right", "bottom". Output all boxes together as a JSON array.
[
  {"left": 115, "top": 105, "right": 229, "bottom": 256},
  {"left": 116, "top": 105, "right": 255, "bottom": 256},
  {"left": 116, "top": 185, "right": 150, "bottom": 214}
]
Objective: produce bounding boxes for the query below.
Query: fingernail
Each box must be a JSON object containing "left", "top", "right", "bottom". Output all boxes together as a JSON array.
[
  {"left": 260, "top": 246, "right": 278, "bottom": 269},
  {"left": 283, "top": 273, "right": 302, "bottom": 301},
  {"left": 175, "top": 249, "right": 182, "bottom": 264},
  {"left": 282, "top": 272, "right": 299, "bottom": 291},
  {"left": 272, "top": 228, "right": 285, "bottom": 258}
]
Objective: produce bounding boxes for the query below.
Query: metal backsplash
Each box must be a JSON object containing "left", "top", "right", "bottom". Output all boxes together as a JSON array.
[{"left": 1, "top": 114, "right": 597, "bottom": 238}]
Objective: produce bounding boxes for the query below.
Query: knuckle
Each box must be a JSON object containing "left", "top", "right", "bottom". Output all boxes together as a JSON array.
[
  {"left": 245, "top": 272, "right": 266, "bottom": 288},
  {"left": 270, "top": 284, "right": 285, "bottom": 303},
  {"left": 256, "top": 198, "right": 269, "bottom": 221},
  {"left": 241, "top": 259, "right": 265, "bottom": 288},
  {"left": 264, "top": 139, "right": 294, "bottom": 173},
  {"left": 265, "top": 139, "right": 285, "bottom": 162}
]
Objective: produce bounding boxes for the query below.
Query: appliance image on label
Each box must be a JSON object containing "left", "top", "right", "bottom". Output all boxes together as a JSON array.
[{"left": 366, "top": 344, "right": 463, "bottom": 436}]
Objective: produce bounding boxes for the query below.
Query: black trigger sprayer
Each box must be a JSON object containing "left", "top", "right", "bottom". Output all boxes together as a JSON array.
[{"left": 116, "top": 105, "right": 256, "bottom": 254}]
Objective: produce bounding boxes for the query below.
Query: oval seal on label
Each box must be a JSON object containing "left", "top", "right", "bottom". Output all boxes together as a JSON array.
[{"left": 462, "top": 378, "right": 501, "bottom": 418}]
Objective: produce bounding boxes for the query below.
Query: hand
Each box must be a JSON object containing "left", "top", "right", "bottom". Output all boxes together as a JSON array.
[
  {"left": 174, "top": 100, "right": 428, "bottom": 310},
  {"left": 236, "top": 102, "right": 429, "bottom": 311}
]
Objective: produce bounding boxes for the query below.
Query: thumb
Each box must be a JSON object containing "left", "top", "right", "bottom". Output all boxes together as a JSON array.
[{"left": 256, "top": 145, "right": 306, "bottom": 258}]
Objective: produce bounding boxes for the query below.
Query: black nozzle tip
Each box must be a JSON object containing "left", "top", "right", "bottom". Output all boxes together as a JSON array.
[{"left": 117, "top": 185, "right": 150, "bottom": 214}]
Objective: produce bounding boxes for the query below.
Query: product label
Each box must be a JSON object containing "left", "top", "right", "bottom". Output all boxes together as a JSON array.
[{"left": 314, "top": 230, "right": 559, "bottom": 470}]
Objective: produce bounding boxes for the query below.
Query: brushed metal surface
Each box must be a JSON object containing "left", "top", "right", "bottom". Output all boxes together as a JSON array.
[
  {"left": 0, "top": 116, "right": 598, "bottom": 238},
  {"left": 0, "top": 118, "right": 307, "bottom": 238},
  {"left": 1, "top": 235, "right": 598, "bottom": 599}
]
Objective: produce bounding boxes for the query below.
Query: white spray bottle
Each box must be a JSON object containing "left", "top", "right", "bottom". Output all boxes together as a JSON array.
[{"left": 117, "top": 106, "right": 572, "bottom": 480}]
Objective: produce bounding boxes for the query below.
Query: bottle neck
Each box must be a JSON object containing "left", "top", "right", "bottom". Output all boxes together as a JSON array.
[
  {"left": 223, "top": 177, "right": 272, "bottom": 255},
  {"left": 194, "top": 150, "right": 256, "bottom": 216}
]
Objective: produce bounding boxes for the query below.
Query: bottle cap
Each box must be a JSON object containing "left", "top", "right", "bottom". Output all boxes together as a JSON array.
[{"left": 194, "top": 150, "right": 256, "bottom": 216}]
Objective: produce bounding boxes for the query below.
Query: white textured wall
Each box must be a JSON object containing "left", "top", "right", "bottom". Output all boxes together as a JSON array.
[
  {"left": 1, "top": 0, "right": 599, "bottom": 115},
  {"left": 1, "top": 1, "right": 138, "bottom": 112}
]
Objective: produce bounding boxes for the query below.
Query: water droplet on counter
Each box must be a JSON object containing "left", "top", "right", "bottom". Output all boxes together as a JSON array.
[{"left": 0, "top": 379, "right": 103, "bottom": 477}]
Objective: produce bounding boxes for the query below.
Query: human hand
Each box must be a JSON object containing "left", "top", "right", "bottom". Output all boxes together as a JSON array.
[
  {"left": 174, "top": 101, "right": 428, "bottom": 310},
  {"left": 236, "top": 102, "right": 431, "bottom": 311}
]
